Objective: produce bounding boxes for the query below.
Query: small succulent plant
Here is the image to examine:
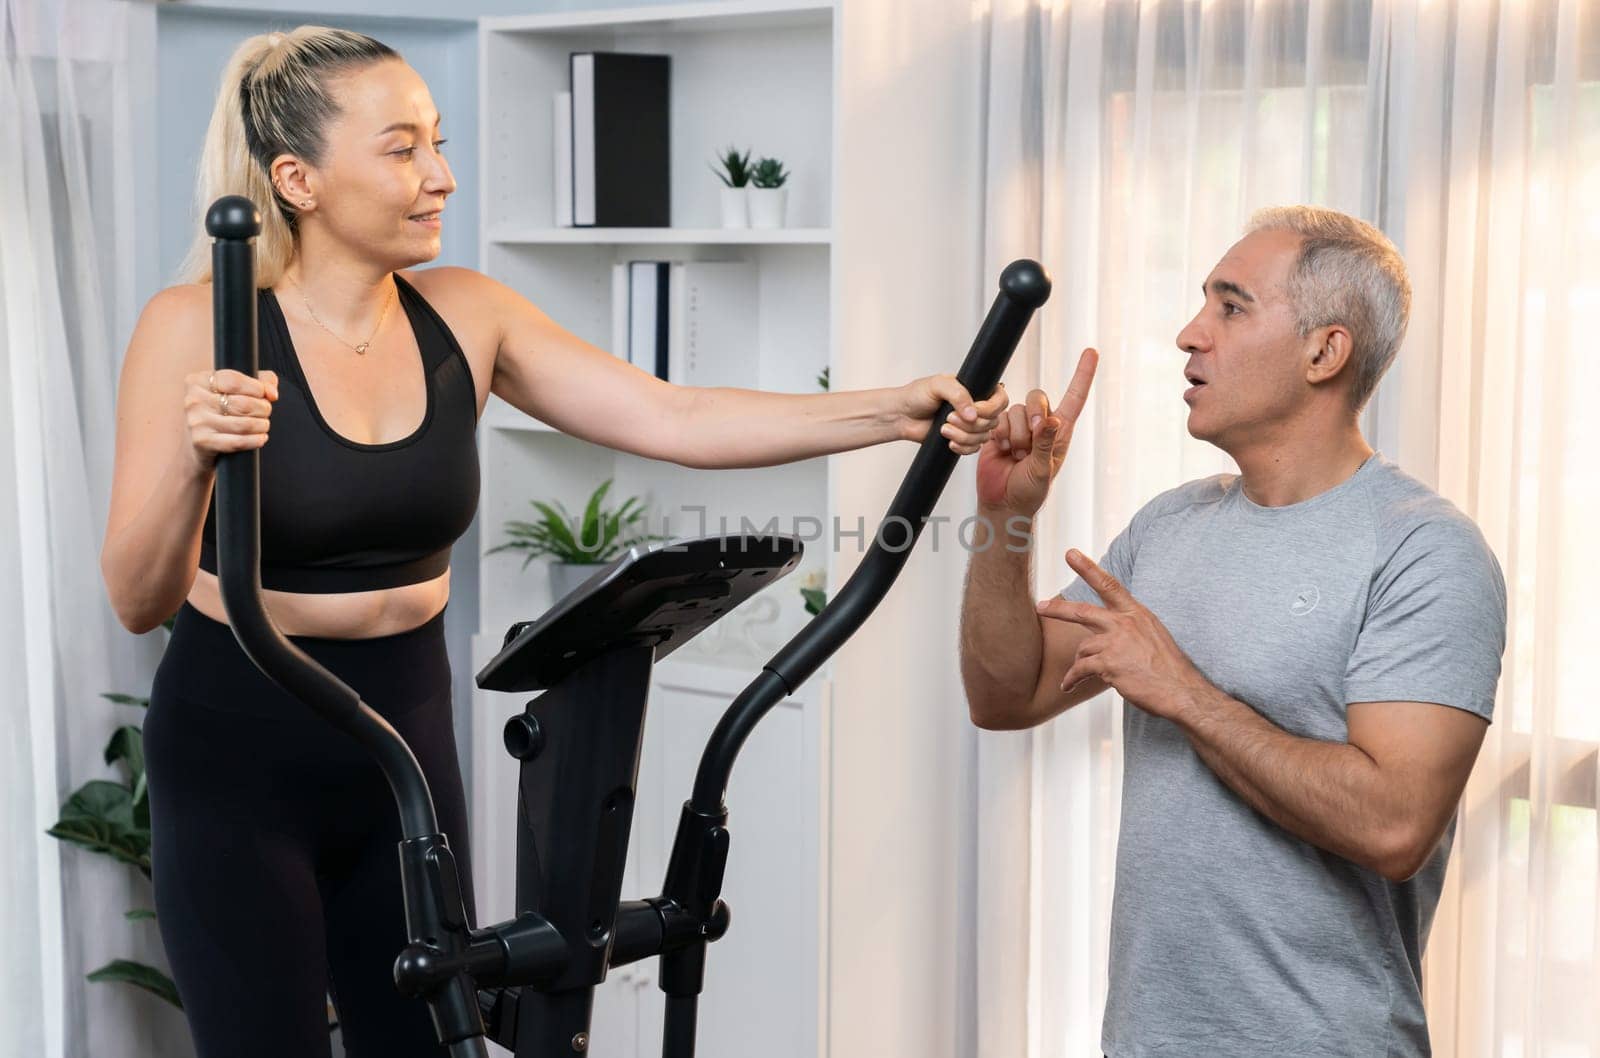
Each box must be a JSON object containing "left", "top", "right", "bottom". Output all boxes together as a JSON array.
[
  {"left": 710, "top": 146, "right": 754, "bottom": 188},
  {"left": 750, "top": 157, "right": 790, "bottom": 189}
]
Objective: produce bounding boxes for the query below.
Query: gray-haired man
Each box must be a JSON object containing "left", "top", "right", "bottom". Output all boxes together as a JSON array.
[{"left": 960, "top": 206, "right": 1507, "bottom": 1056}]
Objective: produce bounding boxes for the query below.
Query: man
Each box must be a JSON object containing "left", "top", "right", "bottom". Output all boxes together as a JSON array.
[{"left": 959, "top": 206, "right": 1506, "bottom": 1056}]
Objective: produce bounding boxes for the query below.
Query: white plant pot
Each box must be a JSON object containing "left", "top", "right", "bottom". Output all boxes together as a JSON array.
[
  {"left": 719, "top": 186, "right": 749, "bottom": 228},
  {"left": 748, "top": 186, "right": 788, "bottom": 229},
  {"left": 548, "top": 561, "right": 605, "bottom": 601}
]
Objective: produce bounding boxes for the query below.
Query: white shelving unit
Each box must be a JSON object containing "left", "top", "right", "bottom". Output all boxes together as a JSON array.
[
  {"left": 489, "top": 226, "right": 834, "bottom": 245},
  {"left": 471, "top": 4, "right": 836, "bottom": 1057}
]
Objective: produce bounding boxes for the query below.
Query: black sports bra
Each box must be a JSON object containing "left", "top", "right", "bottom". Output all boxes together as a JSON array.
[{"left": 197, "top": 273, "right": 480, "bottom": 593}]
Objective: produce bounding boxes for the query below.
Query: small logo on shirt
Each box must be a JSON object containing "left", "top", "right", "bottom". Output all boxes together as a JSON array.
[{"left": 1291, "top": 585, "right": 1321, "bottom": 616}]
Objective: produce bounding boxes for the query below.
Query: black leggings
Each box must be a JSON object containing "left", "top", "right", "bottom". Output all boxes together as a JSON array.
[{"left": 145, "top": 602, "right": 474, "bottom": 1058}]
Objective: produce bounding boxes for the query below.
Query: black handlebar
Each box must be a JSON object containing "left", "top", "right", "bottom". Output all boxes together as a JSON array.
[
  {"left": 206, "top": 198, "right": 442, "bottom": 836},
  {"left": 688, "top": 259, "right": 1051, "bottom": 812},
  {"left": 205, "top": 195, "right": 489, "bottom": 1058},
  {"left": 657, "top": 259, "right": 1050, "bottom": 1056}
]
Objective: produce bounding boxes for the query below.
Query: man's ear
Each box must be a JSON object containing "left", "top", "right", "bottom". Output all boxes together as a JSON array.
[{"left": 1306, "top": 325, "right": 1354, "bottom": 387}]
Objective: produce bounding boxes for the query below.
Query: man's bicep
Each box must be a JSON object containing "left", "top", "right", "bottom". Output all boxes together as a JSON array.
[
  {"left": 1348, "top": 700, "right": 1488, "bottom": 850},
  {"left": 1028, "top": 611, "right": 1107, "bottom": 720}
]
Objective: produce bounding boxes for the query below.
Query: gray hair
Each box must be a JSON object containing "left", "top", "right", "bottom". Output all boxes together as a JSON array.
[{"left": 1246, "top": 206, "right": 1412, "bottom": 412}]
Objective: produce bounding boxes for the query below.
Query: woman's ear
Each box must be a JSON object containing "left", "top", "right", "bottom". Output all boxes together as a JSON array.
[{"left": 270, "top": 155, "right": 316, "bottom": 211}]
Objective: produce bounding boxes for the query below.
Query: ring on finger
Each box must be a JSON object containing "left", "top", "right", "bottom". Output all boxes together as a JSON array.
[{"left": 218, "top": 393, "right": 231, "bottom": 415}]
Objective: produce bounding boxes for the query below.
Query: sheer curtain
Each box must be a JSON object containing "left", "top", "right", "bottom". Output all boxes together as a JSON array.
[
  {"left": 974, "top": 0, "right": 1599, "bottom": 1055},
  {"left": 1, "top": 0, "right": 182, "bottom": 1055}
]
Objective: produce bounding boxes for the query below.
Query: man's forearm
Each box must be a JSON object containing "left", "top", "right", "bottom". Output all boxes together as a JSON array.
[
  {"left": 1175, "top": 686, "right": 1409, "bottom": 877},
  {"left": 959, "top": 506, "right": 1042, "bottom": 723}
]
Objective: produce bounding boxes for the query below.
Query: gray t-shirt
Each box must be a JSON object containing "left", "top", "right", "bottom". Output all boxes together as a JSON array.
[{"left": 1060, "top": 453, "right": 1506, "bottom": 1057}]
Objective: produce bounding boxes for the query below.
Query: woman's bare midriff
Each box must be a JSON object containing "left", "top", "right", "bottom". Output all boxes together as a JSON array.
[{"left": 186, "top": 566, "right": 451, "bottom": 639}]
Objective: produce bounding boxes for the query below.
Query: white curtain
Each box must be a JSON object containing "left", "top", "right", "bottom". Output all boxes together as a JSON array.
[
  {"left": 0, "top": 0, "right": 184, "bottom": 1056},
  {"left": 972, "top": 0, "right": 1600, "bottom": 1055}
]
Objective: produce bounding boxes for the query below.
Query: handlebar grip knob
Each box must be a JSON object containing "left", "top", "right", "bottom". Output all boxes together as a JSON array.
[
  {"left": 393, "top": 944, "right": 441, "bottom": 999},
  {"left": 205, "top": 195, "right": 262, "bottom": 240},
  {"left": 999, "top": 259, "right": 1051, "bottom": 309}
]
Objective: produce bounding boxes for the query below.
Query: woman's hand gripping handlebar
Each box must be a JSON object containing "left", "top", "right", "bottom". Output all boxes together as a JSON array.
[{"left": 204, "top": 195, "right": 489, "bottom": 1058}]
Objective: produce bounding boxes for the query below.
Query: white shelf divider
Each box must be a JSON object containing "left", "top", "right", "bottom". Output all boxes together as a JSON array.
[
  {"left": 482, "top": 0, "right": 833, "bottom": 36},
  {"left": 473, "top": 7, "right": 835, "bottom": 1055},
  {"left": 491, "top": 226, "right": 833, "bottom": 246}
]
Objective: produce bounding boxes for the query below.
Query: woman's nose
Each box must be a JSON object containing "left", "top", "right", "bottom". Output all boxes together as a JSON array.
[{"left": 427, "top": 152, "right": 457, "bottom": 196}]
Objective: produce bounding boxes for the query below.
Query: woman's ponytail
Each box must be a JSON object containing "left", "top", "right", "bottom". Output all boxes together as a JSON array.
[{"left": 176, "top": 27, "right": 397, "bottom": 289}]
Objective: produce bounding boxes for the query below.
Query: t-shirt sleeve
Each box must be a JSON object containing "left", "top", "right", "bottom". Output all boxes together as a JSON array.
[
  {"left": 1059, "top": 509, "right": 1145, "bottom": 607},
  {"left": 1343, "top": 517, "right": 1507, "bottom": 720}
]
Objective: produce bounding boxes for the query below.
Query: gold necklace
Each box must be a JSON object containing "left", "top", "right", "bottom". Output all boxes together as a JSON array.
[{"left": 286, "top": 273, "right": 394, "bottom": 355}]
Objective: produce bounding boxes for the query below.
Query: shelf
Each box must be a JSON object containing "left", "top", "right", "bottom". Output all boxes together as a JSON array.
[
  {"left": 482, "top": 0, "right": 833, "bottom": 36},
  {"left": 491, "top": 227, "right": 833, "bottom": 246},
  {"left": 473, "top": 4, "right": 835, "bottom": 1052}
]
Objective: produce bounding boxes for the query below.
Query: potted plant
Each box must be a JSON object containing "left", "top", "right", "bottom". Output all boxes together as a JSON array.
[
  {"left": 46, "top": 692, "right": 181, "bottom": 1011},
  {"left": 48, "top": 621, "right": 344, "bottom": 1039},
  {"left": 799, "top": 569, "right": 827, "bottom": 616},
  {"left": 748, "top": 156, "right": 790, "bottom": 229},
  {"left": 710, "top": 145, "right": 753, "bottom": 229},
  {"left": 487, "top": 479, "right": 668, "bottom": 599}
]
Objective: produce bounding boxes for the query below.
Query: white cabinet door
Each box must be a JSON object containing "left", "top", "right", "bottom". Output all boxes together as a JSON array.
[
  {"left": 472, "top": 661, "right": 822, "bottom": 1058},
  {"left": 630, "top": 670, "right": 819, "bottom": 1058},
  {"left": 585, "top": 960, "right": 640, "bottom": 1049}
]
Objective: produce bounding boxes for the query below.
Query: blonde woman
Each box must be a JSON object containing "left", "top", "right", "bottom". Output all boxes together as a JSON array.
[{"left": 100, "top": 27, "right": 1007, "bottom": 1057}]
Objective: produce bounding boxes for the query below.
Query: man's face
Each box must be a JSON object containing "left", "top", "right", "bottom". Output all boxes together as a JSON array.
[{"left": 1175, "top": 229, "right": 1315, "bottom": 449}]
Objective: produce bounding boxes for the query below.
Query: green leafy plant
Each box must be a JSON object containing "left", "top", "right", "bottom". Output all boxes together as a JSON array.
[
  {"left": 799, "top": 570, "right": 827, "bottom": 616},
  {"left": 750, "top": 157, "right": 790, "bottom": 189},
  {"left": 710, "top": 145, "right": 753, "bottom": 188},
  {"left": 487, "top": 479, "right": 668, "bottom": 568},
  {"left": 46, "top": 692, "right": 182, "bottom": 1010},
  {"left": 816, "top": 366, "right": 830, "bottom": 391}
]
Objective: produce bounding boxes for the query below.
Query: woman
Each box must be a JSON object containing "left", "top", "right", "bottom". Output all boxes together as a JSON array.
[{"left": 99, "top": 26, "right": 1007, "bottom": 1058}]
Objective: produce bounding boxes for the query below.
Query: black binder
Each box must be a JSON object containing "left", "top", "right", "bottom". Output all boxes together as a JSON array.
[{"left": 570, "top": 52, "right": 671, "bottom": 227}]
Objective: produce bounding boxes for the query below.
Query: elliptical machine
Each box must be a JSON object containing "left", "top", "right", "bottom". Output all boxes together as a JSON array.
[{"left": 204, "top": 194, "right": 1049, "bottom": 1057}]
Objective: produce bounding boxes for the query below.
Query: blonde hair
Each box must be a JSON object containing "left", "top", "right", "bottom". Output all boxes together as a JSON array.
[
  {"left": 1245, "top": 206, "right": 1412, "bottom": 413},
  {"left": 178, "top": 27, "right": 398, "bottom": 288}
]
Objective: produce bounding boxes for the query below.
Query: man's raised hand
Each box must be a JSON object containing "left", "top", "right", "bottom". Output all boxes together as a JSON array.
[{"left": 975, "top": 348, "right": 1098, "bottom": 516}]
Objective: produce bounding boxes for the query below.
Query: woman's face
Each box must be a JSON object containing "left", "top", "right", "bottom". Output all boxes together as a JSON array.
[{"left": 283, "top": 59, "right": 456, "bottom": 271}]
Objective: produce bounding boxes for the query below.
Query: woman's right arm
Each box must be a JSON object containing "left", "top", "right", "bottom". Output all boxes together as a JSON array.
[{"left": 100, "top": 285, "right": 277, "bottom": 633}]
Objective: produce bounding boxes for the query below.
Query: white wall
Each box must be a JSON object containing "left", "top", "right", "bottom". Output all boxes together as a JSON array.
[{"left": 151, "top": 7, "right": 480, "bottom": 285}]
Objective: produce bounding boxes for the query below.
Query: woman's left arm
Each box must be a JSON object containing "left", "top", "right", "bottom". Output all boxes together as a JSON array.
[{"left": 480, "top": 272, "right": 1007, "bottom": 469}]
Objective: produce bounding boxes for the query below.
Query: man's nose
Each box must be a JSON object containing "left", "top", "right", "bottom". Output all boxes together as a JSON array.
[{"left": 1176, "top": 315, "right": 1209, "bottom": 354}]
